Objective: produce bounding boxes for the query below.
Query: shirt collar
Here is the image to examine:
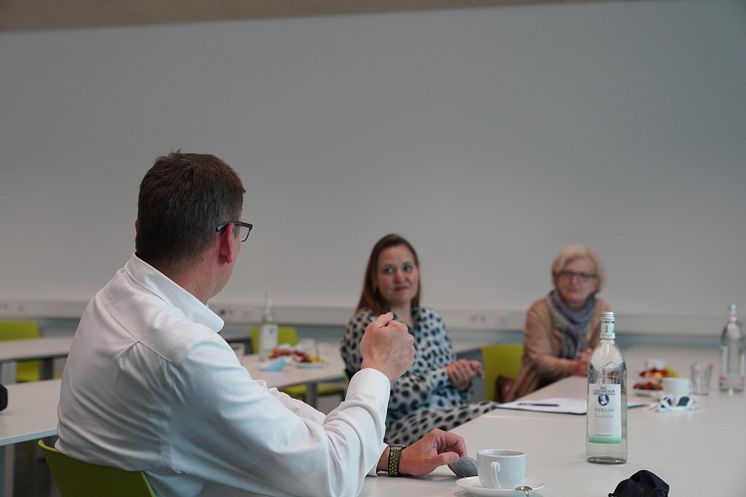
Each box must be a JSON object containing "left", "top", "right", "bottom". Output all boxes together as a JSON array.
[{"left": 125, "top": 254, "right": 224, "bottom": 333}]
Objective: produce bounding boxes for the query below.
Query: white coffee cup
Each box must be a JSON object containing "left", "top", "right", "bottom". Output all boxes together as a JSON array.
[
  {"left": 477, "top": 449, "right": 526, "bottom": 489},
  {"left": 662, "top": 377, "right": 691, "bottom": 397}
]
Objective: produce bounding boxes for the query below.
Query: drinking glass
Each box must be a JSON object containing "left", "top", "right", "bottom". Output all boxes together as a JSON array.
[{"left": 690, "top": 363, "right": 713, "bottom": 395}]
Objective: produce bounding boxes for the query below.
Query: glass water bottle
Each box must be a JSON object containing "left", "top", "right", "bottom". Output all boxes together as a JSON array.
[
  {"left": 720, "top": 304, "right": 744, "bottom": 394},
  {"left": 258, "top": 292, "right": 278, "bottom": 360},
  {"left": 586, "top": 311, "right": 627, "bottom": 464}
]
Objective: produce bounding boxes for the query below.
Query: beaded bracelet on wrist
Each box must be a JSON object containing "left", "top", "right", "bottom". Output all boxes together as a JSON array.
[{"left": 387, "top": 444, "right": 405, "bottom": 477}]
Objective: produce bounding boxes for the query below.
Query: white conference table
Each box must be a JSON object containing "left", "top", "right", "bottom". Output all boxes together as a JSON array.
[
  {"left": 0, "top": 336, "right": 74, "bottom": 384},
  {"left": 361, "top": 346, "right": 746, "bottom": 497},
  {"left": 240, "top": 343, "right": 348, "bottom": 406},
  {"left": 0, "top": 380, "right": 60, "bottom": 497}
]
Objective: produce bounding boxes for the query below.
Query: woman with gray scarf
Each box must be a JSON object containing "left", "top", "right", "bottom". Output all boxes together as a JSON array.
[{"left": 507, "top": 245, "right": 610, "bottom": 402}]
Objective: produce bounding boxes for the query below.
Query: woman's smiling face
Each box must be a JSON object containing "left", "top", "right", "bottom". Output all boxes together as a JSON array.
[{"left": 375, "top": 245, "right": 420, "bottom": 309}]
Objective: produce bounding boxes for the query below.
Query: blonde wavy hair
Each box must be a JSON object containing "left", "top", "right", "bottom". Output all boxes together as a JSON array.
[{"left": 550, "top": 244, "right": 605, "bottom": 293}]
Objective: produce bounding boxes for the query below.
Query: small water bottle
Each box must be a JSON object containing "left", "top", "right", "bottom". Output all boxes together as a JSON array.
[
  {"left": 258, "top": 292, "right": 278, "bottom": 360},
  {"left": 719, "top": 304, "right": 744, "bottom": 394},
  {"left": 586, "top": 311, "right": 627, "bottom": 464}
]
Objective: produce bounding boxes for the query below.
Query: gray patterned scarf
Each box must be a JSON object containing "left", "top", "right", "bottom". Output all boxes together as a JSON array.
[{"left": 547, "top": 289, "right": 596, "bottom": 360}]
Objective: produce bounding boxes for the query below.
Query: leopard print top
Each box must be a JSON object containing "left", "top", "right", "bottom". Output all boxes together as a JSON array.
[{"left": 341, "top": 307, "right": 476, "bottom": 430}]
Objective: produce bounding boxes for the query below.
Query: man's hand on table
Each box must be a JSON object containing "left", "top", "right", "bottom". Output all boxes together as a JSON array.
[{"left": 377, "top": 429, "right": 467, "bottom": 477}]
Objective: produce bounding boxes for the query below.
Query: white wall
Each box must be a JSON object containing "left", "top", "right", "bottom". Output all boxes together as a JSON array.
[{"left": 1, "top": 0, "right": 744, "bottom": 324}]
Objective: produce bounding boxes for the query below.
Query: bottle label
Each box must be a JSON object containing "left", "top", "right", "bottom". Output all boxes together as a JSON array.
[{"left": 587, "top": 383, "right": 622, "bottom": 444}]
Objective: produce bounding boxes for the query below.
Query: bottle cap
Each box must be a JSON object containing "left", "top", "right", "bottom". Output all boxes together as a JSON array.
[{"left": 600, "top": 311, "right": 615, "bottom": 339}]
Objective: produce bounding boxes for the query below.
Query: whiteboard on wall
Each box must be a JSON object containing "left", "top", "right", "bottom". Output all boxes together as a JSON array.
[{"left": 1, "top": 0, "right": 744, "bottom": 318}]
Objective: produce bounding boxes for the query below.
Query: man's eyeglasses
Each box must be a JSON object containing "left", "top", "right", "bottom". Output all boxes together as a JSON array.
[
  {"left": 557, "top": 270, "right": 596, "bottom": 282},
  {"left": 216, "top": 222, "right": 253, "bottom": 242}
]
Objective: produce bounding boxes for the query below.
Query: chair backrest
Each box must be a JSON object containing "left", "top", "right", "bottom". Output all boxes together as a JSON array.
[
  {"left": 0, "top": 320, "right": 41, "bottom": 382},
  {"left": 38, "top": 440, "right": 157, "bottom": 497},
  {"left": 0, "top": 320, "right": 40, "bottom": 340},
  {"left": 481, "top": 343, "right": 524, "bottom": 402},
  {"left": 249, "top": 326, "right": 299, "bottom": 354}
]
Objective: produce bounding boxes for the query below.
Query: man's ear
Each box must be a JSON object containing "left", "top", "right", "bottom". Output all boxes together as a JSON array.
[{"left": 218, "top": 224, "right": 237, "bottom": 264}]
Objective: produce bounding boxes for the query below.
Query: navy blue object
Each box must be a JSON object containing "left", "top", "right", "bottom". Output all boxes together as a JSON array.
[
  {"left": 609, "top": 470, "right": 669, "bottom": 497},
  {"left": 0, "top": 384, "right": 7, "bottom": 411},
  {"left": 448, "top": 456, "right": 478, "bottom": 478}
]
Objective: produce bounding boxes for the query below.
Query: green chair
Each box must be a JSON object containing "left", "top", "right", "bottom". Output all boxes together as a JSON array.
[
  {"left": 38, "top": 440, "right": 157, "bottom": 497},
  {"left": 250, "top": 326, "right": 346, "bottom": 404},
  {"left": 0, "top": 320, "right": 41, "bottom": 382},
  {"left": 481, "top": 343, "right": 524, "bottom": 403}
]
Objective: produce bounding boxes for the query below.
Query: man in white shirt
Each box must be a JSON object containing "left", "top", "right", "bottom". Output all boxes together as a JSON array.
[{"left": 56, "top": 152, "right": 466, "bottom": 497}]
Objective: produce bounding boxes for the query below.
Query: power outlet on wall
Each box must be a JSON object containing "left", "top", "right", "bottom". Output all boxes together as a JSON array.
[
  {"left": 0, "top": 301, "right": 29, "bottom": 317},
  {"left": 469, "top": 313, "right": 487, "bottom": 324}
]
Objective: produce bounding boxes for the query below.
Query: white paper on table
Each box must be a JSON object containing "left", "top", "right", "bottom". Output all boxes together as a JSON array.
[{"left": 496, "top": 397, "right": 587, "bottom": 415}]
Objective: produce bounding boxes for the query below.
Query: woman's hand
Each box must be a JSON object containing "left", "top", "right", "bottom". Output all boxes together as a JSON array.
[
  {"left": 446, "top": 359, "right": 483, "bottom": 391},
  {"left": 571, "top": 349, "right": 592, "bottom": 376}
]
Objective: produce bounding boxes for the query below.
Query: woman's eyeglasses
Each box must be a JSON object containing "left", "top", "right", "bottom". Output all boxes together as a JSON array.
[{"left": 557, "top": 270, "right": 596, "bottom": 282}]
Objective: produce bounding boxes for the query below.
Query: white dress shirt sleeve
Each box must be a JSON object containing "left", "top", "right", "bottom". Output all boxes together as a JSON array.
[{"left": 167, "top": 339, "right": 390, "bottom": 497}]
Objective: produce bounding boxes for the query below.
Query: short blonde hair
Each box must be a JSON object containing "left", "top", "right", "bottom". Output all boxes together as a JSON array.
[{"left": 550, "top": 244, "right": 605, "bottom": 293}]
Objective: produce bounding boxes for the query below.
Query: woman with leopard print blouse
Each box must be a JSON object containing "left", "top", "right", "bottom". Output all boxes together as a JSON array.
[{"left": 340, "top": 234, "right": 498, "bottom": 445}]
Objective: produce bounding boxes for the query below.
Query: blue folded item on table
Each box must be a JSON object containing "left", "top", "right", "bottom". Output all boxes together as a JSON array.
[{"left": 260, "top": 357, "right": 291, "bottom": 371}]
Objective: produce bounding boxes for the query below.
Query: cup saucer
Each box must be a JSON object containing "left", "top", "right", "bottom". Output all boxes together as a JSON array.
[{"left": 456, "top": 476, "right": 545, "bottom": 496}]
